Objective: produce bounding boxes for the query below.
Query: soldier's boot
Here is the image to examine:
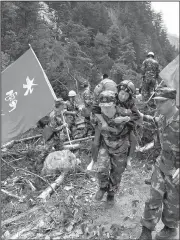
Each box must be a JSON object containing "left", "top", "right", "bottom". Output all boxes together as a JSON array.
[
  {"left": 95, "top": 188, "right": 106, "bottom": 201},
  {"left": 106, "top": 190, "right": 115, "bottom": 206},
  {"left": 137, "top": 226, "right": 152, "bottom": 240},
  {"left": 155, "top": 226, "right": 178, "bottom": 240}
]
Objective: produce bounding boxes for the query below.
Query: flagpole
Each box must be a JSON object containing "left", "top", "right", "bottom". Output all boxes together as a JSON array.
[
  {"left": 28, "top": 44, "right": 58, "bottom": 101},
  {"left": 145, "top": 79, "right": 164, "bottom": 104}
]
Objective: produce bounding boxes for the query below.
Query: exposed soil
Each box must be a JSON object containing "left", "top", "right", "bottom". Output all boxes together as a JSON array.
[{"left": 1, "top": 129, "right": 179, "bottom": 239}]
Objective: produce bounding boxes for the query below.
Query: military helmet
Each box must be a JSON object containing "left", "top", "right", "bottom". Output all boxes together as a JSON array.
[
  {"left": 99, "top": 90, "right": 117, "bottom": 107},
  {"left": 118, "top": 80, "right": 136, "bottom": 95},
  {"left": 68, "top": 90, "right": 77, "bottom": 97},
  {"left": 147, "top": 51, "right": 154, "bottom": 57}
]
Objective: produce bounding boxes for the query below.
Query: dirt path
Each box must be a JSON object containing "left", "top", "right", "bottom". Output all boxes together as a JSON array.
[
  {"left": 2, "top": 158, "right": 179, "bottom": 239},
  {"left": 83, "top": 159, "right": 179, "bottom": 239}
]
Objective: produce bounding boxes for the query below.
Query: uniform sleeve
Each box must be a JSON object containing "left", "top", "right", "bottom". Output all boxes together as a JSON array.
[
  {"left": 142, "top": 114, "right": 157, "bottom": 130},
  {"left": 129, "top": 102, "right": 141, "bottom": 122},
  {"left": 170, "top": 120, "right": 180, "bottom": 169}
]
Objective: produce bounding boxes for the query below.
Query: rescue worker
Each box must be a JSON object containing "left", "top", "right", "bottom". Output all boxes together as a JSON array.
[
  {"left": 116, "top": 80, "right": 142, "bottom": 167},
  {"left": 43, "top": 98, "right": 68, "bottom": 151},
  {"left": 81, "top": 81, "right": 94, "bottom": 135},
  {"left": 141, "top": 52, "right": 160, "bottom": 102},
  {"left": 93, "top": 80, "right": 141, "bottom": 169},
  {"left": 137, "top": 87, "right": 179, "bottom": 240},
  {"left": 81, "top": 81, "right": 94, "bottom": 118},
  {"left": 92, "top": 90, "right": 136, "bottom": 204},
  {"left": 64, "top": 90, "right": 79, "bottom": 137}
]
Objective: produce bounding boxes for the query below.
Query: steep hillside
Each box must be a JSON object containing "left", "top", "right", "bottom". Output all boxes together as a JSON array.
[{"left": 1, "top": 1, "right": 178, "bottom": 96}]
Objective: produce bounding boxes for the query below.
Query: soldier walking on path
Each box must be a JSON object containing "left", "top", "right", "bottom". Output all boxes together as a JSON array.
[
  {"left": 141, "top": 52, "right": 160, "bottom": 103},
  {"left": 91, "top": 90, "right": 136, "bottom": 205},
  {"left": 137, "top": 87, "right": 179, "bottom": 240}
]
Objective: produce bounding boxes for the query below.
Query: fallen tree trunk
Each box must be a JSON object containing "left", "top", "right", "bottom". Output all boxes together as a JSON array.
[
  {"left": 1, "top": 189, "right": 24, "bottom": 201},
  {"left": 2, "top": 206, "right": 40, "bottom": 227},
  {"left": 1, "top": 135, "right": 42, "bottom": 149},
  {"left": 37, "top": 172, "right": 66, "bottom": 202},
  {"left": 1, "top": 135, "right": 93, "bottom": 149},
  {"left": 64, "top": 136, "right": 94, "bottom": 145}
]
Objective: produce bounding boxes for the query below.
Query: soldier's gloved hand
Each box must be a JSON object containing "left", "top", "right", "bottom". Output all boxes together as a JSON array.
[
  {"left": 172, "top": 168, "right": 179, "bottom": 185},
  {"left": 114, "top": 116, "right": 130, "bottom": 124}
]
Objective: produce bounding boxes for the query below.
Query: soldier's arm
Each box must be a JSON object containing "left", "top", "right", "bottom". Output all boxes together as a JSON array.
[
  {"left": 137, "top": 112, "right": 159, "bottom": 132},
  {"left": 114, "top": 103, "right": 140, "bottom": 124},
  {"left": 171, "top": 121, "right": 180, "bottom": 169},
  {"left": 129, "top": 103, "right": 141, "bottom": 122},
  {"left": 92, "top": 101, "right": 109, "bottom": 129}
]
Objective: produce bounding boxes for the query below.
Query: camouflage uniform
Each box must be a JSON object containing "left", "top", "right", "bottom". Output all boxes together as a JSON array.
[
  {"left": 140, "top": 98, "right": 179, "bottom": 230},
  {"left": 65, "top": 100, "right": 79, "bottom": 136},
  {"left": 94, "top": 96, "right": 142, "bottom": 151},
  {"left": 46, "top": 110, "right": 67, "bottom": 151},
  {"left": 94, "top": 91, "right": 133, "bottom": 194},
  {"left": 141, "top": 58, "right": 160, "bottom": 101},
  {"left": 81, "top": 86, "right": 95, "bottom": 135}
]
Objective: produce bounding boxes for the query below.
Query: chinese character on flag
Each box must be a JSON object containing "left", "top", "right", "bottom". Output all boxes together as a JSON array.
[
  {"left": 160, "top": 55, "right": 179, "bottom": 105},
  {"left": 1, "top": 47, "right": 57, "bottom": 144}
]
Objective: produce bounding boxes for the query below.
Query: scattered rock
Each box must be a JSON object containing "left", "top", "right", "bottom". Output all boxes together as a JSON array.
[{"left": 41, "top": 150, "right": 81, "bottom": 175}]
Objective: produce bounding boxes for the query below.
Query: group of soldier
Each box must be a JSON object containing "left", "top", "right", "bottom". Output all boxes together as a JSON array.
[{"left": 42, "top": 51, "right": 179, "bottom": 240}]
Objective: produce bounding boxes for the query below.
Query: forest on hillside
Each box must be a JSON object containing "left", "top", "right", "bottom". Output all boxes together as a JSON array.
[{"left": 1, "top": 1, "right": 179, "bottom": 99}]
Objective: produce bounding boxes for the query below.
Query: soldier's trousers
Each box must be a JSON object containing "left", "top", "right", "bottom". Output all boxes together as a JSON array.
[
  {"left": 96, "top": 147, "right": 128, "bottom": 193},
  {"left": 141, "top": 163, "right": 179, "bottom": 230},
  {"left": 141, "top": 79, "right": 156, "bottom": 102}
]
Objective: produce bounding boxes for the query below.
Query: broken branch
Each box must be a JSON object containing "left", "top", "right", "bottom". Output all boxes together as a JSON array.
[
  {"left": 37, "top": 172, "right": 66, "bottom": 202},
  {"left": 2, "top": 206, "right": 40, "bottom": 227},
  {"left": 1, "top": 189, "right": 24, "bottom": 201}
]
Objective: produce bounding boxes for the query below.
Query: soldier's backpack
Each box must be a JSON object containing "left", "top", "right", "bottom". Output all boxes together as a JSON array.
[{"left": 94, "top": 79, "right": 117, "bottom": 98}]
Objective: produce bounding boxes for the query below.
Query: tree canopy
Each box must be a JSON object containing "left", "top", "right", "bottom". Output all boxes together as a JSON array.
[{"left": 1, "top": 1, "right": 178, "bottom": 98}]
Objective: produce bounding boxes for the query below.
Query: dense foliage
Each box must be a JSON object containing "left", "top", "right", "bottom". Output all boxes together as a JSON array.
[{"left": 1, "top": 1, "right": 178, "bottom": 98}]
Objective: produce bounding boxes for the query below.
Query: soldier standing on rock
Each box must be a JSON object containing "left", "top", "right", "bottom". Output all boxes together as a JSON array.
[
  {"left": 141, "top": 52, "right": 160, "bottom": 103},
  {"left": 137, "top": 87, "right": 179, "bottom": 240}
]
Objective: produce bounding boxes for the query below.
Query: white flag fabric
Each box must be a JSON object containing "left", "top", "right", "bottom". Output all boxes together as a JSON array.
[{"left": 160, "top": 55, "right": 179, "bottom": 105}]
